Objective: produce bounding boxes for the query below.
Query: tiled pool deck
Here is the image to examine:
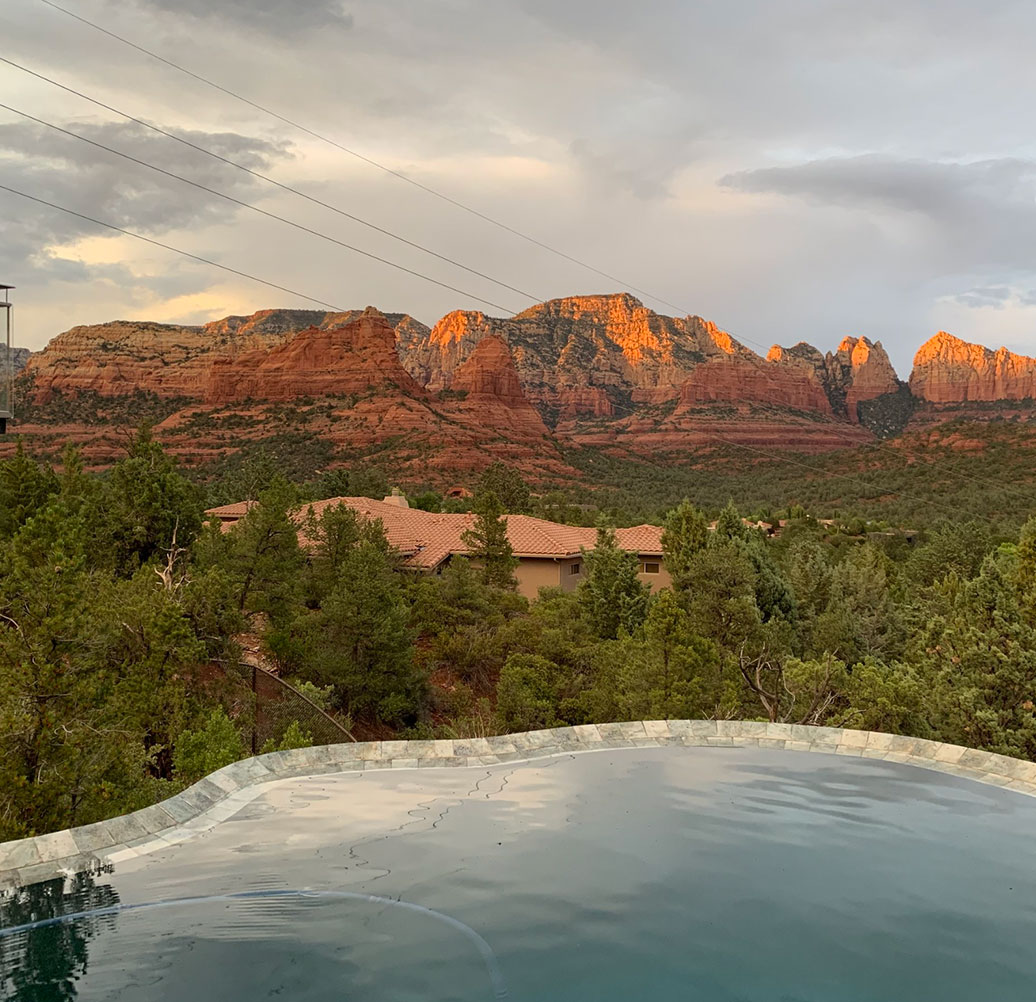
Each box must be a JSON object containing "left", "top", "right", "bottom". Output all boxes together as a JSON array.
[{"left": 3, "top": 720, "right": 1035, "bottom": 888}]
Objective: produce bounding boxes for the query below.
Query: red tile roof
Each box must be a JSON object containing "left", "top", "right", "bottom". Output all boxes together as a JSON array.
[{"left": 205, "top": 496, "right": 664, "bottom": 569}]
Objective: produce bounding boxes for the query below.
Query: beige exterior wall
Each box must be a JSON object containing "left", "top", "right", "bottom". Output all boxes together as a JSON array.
[
  {"left": 513, "top": 558, "right": 564, "bottom": 600},
  {"left": 437, "top": 554, "right": 670, "bottom": 600},
  {"left": 636, "top": 559, "right": 671, "bottom": 593}
]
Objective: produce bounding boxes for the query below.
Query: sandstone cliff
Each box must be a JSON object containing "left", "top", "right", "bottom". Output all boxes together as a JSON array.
[
  {"left": 26, "top": 308, "right": 427, "bottom": 403},
  {"left": 447, "top": 335, "right": 553, "bottom": 442},
  {"left": 682, "top": 353, "right": 833, "bottom": 414},
  {"left": 766, "top": 337, "right": 900, "bottom": 424},
  {"left": 910, "top": 332, "right": 1036, "bottom": 403},
  {"left": 206, "top": 309, "right": 423, "bottom": 403},
  {"left": 398, "top": 293, "right": 753, "bottom": 420}
]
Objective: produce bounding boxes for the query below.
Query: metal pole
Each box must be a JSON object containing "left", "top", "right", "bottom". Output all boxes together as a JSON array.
[
  {"left": 251, "top": 663, "right": 258, "bottom": 755},
  {"left": 0, "top": 284, "right": 13, "bottom": 435}
]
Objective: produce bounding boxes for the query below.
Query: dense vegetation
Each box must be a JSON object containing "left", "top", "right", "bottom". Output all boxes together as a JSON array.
[{"left": 1, "top": 433, "right": 1035, "bottom": 841}]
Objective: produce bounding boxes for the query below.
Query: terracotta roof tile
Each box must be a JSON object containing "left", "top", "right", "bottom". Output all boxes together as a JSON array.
[{"left": 204, "top": 497, "right": 664, "bottom": 567}]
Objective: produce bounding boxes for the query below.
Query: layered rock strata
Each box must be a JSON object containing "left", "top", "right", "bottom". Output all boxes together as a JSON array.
[
  {"left": 910, "top": 332, "right": 1036, "bottom": 403},
  {"left": 26, "top": 309, "right": 427, "bottom": 403}
]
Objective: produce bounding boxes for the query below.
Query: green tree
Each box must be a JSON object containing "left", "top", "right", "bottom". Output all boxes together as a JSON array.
[
  {"left": 593, "top": 591, "right": 721, "bottom": 720},
  {"left": 578, "top": 525, "right": 649, "bottom": 639},
  {"left": 96, "top": 425, "right": 202, "bottom": 573},
  {"left": 684, "top": 542, "right": 761, "bottom": 650},
  {"left": 200, "top": 477, "right": 304, "bottom": 624},
  {"left": 0, "top": 440, "right": 59, "bottom": 540},
  {"left": 173, "top": 707, "right": 245, "bottom": 784},
  {"left": 297, "top": 537, "right": 423, "bottom": 726},
  {"left": 714, "top": 500, "right": 748, "bottom": 542},
  {"left": 496, "top": 653, "right": 564, "bottom": 731},
  {"left": 661, "top": 499, "right": 709, "bottom": 594},
  {"left": 477, "top": 462, "right": 532, "bottom": 514},
  {"left": 462, "top": 489, "right": 518, "bottom": 589}
]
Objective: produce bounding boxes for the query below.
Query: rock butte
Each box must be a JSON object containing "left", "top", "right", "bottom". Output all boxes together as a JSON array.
[
  {"left": 910, "top": 331, "right": 1036, "bottom": 404},
  {"left": 11, "top": 294, "right": 1035, "bottom": 472}
]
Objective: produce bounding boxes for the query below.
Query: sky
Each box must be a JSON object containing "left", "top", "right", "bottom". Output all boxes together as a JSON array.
[{"left": 2, "top": 0, "right": 1036, "bottom": 375}]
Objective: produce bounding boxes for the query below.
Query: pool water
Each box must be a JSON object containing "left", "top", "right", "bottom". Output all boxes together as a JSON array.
[{"left": 3, "top": 747, "right": 1036, "bottom": 1001}]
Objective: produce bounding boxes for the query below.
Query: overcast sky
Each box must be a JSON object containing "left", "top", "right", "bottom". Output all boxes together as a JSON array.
[{"left": 3, "top": 0, "right": 1036, "bottom": 374}]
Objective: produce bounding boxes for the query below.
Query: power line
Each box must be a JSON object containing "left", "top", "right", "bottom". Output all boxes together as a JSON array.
[
  {"left": 18, "top": 6, "right": 1028, "bottom": 516},
  {"left": 0, "top": 182, "right": 346, "bottom": 310},
  {"left": 34, "top": 0, "right": 692, "bottom": 316},
  {"left": 0, "top": 102, "right": 520, "bottom": 315},
  {"left": 0, "top": 56, "right": 543, "bottom": 308}
]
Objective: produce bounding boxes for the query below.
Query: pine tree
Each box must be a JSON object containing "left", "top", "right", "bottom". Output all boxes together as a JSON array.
[
  {"left": 661, "top": 499, "right": 709, "bottom": 594},
  {"left": 462, "top": 489, "right": 518, "bottom": 589},
  {"left": 301, "top": 537, "right": 423, "bottom": 726},
  {"left": 578, "top": 525, "right": 649, "bottom": 639},
  {"left": 714, "top": 500, "right": 748, "bottom": 542},
  {"left": 476, "top": 462, "right": 532, "bottom": 514}
]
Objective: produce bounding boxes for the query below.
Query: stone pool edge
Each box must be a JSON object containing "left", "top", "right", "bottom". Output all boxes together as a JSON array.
[{"left": 3, "top": 720, "right": 1035, "bottom": 888}]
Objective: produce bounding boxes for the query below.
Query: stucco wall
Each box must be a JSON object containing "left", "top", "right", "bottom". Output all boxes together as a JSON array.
[{"left": 514, "top": 558, "right": 564, "bottom": 599}]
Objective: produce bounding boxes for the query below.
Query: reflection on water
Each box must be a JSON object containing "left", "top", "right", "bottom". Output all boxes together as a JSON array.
[
  {"left": 3, "top": 749, "right": 1036, "bottom": 1001},
  {"left": 0, "top": 866, "right": 118, "bottom": 1002}
]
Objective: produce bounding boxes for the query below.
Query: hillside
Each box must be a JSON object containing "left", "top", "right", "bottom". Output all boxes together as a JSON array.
[{"left": 7, "top": 293, "right": 1036, "bottom": 511}]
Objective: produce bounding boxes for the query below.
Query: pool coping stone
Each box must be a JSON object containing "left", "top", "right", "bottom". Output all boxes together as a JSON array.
[{"left": 3, "top": 721, "right": 1036, "bottom": 888}]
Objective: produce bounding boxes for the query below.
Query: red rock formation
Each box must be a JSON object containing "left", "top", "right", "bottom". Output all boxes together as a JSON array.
[
  {"left": 26, "top": 308, "right": 427, "bottom": 403},
  {"left": 830, "top": 337, "right": 900, "bottom": 421},
  {"left": 205, "top": 309, "right": 422, "bottom": 403},
  {"left": 910, "top": 331, "right": 1036, "bottom": 403},
  {"left": 398, "top": 293, "right": 753, "bottom": 419},
  {"left": 678, "top": 356, "right": 833, "bottom": 414},
  {"left": 448, "top": 336, "right": 553, "bottom": 441}
]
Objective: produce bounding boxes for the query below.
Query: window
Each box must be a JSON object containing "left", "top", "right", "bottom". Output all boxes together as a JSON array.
[
  {"left": 569, "top": 562, "right": 581, "bottom": 575},
  {"left": 641, "top": 561, "right": 661, "bottom": 575}
]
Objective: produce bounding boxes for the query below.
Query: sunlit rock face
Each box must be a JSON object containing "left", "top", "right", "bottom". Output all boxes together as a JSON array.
[
  {"left": 25, "top": 308, "right": 427, "bottom": 403},
  {"left": 448, "top": 335, "right": 554, "bottom": 441},
  {"left": 206, "top": 309, "right": 423, "bottom": 403},
  {"left": 397, "top": 293, "right": 754, "bottom": 420},
  {"left": 910, "top": 332, "right": 1036, "bottom": 403}
]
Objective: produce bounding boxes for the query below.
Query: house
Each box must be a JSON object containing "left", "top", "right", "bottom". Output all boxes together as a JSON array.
[{"left": 206, "top": 495, "right": 669, "bottom": 601}]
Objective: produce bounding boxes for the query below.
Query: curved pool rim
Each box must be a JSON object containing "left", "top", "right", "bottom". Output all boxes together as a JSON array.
[{"left": 3, "top": 719, "right": 1035, "bottom": 887}]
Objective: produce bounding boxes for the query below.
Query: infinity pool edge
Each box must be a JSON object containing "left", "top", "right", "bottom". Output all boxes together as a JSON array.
[{"left": 3, "top": 720, "right": 1034, "bottom": 888}]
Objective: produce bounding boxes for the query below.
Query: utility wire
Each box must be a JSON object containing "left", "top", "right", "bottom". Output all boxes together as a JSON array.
[
  {"left": 0, "top": 56, "right": 543, "bottom": 307},
  {"left": 34, "top": 0, "right": 690, "bottom": 316},
  {"left": 0, "top": 183, "right": 345, "bottom": 310},
  {"left": 0, "top": 102, "right": 520, "bottom": 314},
  {"left": 18, "top": 5, "right": 1028, "bottom": 515}
]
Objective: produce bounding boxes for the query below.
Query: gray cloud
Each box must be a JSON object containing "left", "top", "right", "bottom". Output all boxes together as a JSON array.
[
  {"left": 720, "top": 156, "right": 1036, "bottom": 221},
  {"left": 0, "top": 117, "right": 290, "bottom": 277},
  {"left": 130, "top": 0, "right": 353, "bottom": 33},
  {"left": 6, "top": 0, "right": 1036, "bottom": 367}
]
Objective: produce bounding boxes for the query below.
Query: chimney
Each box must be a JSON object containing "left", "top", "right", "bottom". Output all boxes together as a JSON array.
[{"left": 382, "top": 488, "right": 409, "bottom": 508}]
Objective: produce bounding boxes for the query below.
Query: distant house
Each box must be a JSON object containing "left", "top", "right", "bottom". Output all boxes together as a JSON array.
[{"left": 206, "top": 495, "right": 669, "bottom": 601}]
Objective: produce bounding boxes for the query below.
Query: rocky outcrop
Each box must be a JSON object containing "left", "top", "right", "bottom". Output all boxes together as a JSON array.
[
  {"left": 681, "top": 352, "right": 832, "bottom": 414},
  {"left": 910, "top": 332, "right": 1036, "bottom": 403},
  {"left": 447, "top": 336, "right": 553, "bottom": 441},
  {"left": 206, "top": 309, "right": 422, "bottom": 403},
  {"left": 26, "top": 309, "right": 426, "bottom": 403},
  {"left": 766, "top": 337, "right": 900, "bottom": 424},
  {"left": 828, "top": 337, "right": 900, "bottom": 422},
  {"left": 398, "top": 293, "right": 754, "bottom": 421}
]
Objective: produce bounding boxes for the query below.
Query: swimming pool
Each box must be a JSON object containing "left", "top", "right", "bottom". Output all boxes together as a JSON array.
[{"left": 3, "top": 743, "right": 1036, "bottom": 1000}]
